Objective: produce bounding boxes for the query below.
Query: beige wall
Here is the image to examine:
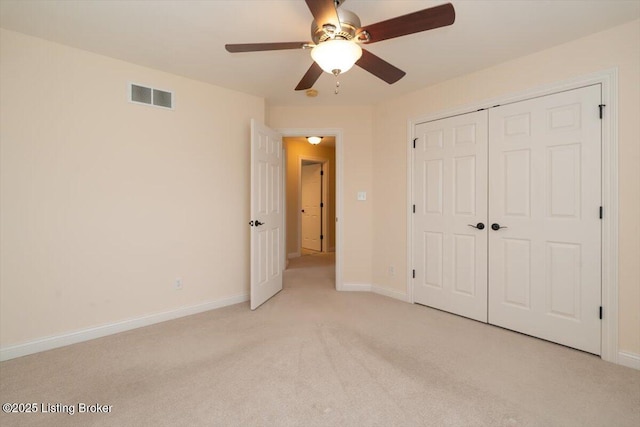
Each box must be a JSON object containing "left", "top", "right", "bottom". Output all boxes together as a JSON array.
[
  {"left": 284, "top": 138, "right": 336, "bottom": 256},
  {"left": 0, "top": 29, "right": 265, "bottom": 347},
  {"left": 268, "top": 106, "right": 374, "bottom": 285},
  {"left": 370, "top": 20, "right": 640, "bottom": 355}
]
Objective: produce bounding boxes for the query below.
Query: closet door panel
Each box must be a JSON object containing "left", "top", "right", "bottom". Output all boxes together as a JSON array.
[
  {"left": 413, "top": 110, "right": 488, "bottom": 322},
  {"left": 488, "top": 85, "right": 602, "bottom": 355}
]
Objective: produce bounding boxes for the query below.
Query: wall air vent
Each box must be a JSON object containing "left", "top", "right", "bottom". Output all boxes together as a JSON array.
[{"left": 129, "top": 83, "right": 174, "bottom": 109}]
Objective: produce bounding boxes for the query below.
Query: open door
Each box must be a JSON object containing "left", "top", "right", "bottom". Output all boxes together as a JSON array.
[{"left": 250, "top": 120, "right": 284, "bottom": 310}]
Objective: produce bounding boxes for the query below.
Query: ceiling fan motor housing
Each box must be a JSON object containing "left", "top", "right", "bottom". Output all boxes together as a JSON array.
[{"left": 311, "top": 9, "right": 361, "bottom": 44}]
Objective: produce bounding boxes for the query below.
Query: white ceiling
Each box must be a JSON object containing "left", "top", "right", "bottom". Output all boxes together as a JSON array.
[{"left": 1, "top": 0, "right": 638, "bottom": 107}]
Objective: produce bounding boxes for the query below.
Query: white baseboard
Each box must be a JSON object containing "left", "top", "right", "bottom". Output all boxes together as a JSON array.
[
  {"left": 0, "top": 293, "right": 249, "bottom": 362},
  {"left": 618, "top": 351, "right": 640, "bottom": 370},
  {"left": 371, "top": 285, "right": 411, "bottom": 303},
  {"left": 287, "top": 252, "right": 300, "bottom": 259},
  {"left": 340, "top": 283, "right": 372, "bottom": 292},
  {"left": 340, "top": 283, "right": 410, "bottom": 303}
]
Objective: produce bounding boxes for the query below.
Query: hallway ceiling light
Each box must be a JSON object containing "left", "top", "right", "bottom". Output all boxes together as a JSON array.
[{"left": 307, "top": 136, "right": 323, "bottom": 145}]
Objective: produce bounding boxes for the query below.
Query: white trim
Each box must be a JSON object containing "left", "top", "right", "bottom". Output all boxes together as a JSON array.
[
  {"left": 340, "top": 283, "right": 372, "bottom": 292},
  {"left": 406, "top": 120, "right": 415, "bottom": 305},
  {"left": 287, "top": 251, "right": 301, "bottom": 259},
  {"left": 598, "top": 70, "right": 618, "bottom": 364},
  {"left": 409, "top": 69, "right": 617, "bottom": 126},
  {"left": 277, "top": 128, "right": 344, "bottom": 291},
  {"left": 371, "top": 285, "right": 411, "bottom": 303},
  {"left": 282, "top": 144, "right": 288, "bottom": 274},
  {"left": 0, "top": 294, "right": 248, "bottom": 362},
  {"left": 617, "top": 352, "right": 640, "bottom": 370},
  {"left": 340, "top": 283, "right": 410, "bottom": 303},
  {"left": 407, "top": 68, "right": 619, "bottom": 364}
]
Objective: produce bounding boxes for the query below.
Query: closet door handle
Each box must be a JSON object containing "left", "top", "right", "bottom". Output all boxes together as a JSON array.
[
  {"left": 491, "top": 223, "right": 507, "bottom": 231},
  {"left": 467, "top": 223, "right": 485, "bottom": 230}
]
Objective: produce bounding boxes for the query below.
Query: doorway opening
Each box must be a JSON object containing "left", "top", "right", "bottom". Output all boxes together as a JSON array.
[{"left": 283, "top": 135, "right": 337, "bottom": 284}]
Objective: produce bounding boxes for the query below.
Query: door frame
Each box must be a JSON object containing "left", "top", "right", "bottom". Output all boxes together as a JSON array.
[
  {"left": 298, "top": 156, "right": 330, "bottom": 254},
  {"left": 407, "top": 68, "right": 619, "bottom": 363},
  {"left": 278, "top": 128, "right": 344, "bottom": 291}
]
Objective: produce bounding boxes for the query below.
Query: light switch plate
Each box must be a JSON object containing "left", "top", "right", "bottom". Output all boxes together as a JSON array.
[{"left": 357, "top": 191, "right": 367, "bottom": 201}]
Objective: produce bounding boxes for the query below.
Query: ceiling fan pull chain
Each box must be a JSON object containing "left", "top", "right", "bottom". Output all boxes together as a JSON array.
[{"left": 335, "top": 77, "right": 340, "bottom": 95}]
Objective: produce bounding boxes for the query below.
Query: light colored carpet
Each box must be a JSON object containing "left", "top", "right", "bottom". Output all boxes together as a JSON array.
[{"left": 1, "top": 253, "right": 639, "bottom": 426}]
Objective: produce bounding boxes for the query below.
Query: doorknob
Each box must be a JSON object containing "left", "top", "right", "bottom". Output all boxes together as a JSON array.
[
  {"left": 491, "top": 223, "right": 507, "bottom": 231},
  {"left": 301, "top": 209, "right": 305, "bottom": 213},
  {"left": 467, "top": 222, "right": 485, "bottom": 230},
  {"left": 254, "top": 220, "right": 264, "bottom": 226}
]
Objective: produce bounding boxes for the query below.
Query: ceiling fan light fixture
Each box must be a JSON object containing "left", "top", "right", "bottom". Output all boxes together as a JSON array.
[
  {"left": 311, "top": 39, "right": 362, "bottom": 75},
  {"left": 307, "top": 136, "right": 323, "bottom": 145}
]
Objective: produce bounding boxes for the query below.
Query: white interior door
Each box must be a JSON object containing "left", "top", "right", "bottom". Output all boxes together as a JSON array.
[
  {"left": 488, "top": 85, "right": 602, "bottom": 354},
  {"left": 250, "top": 120, "right": 284, "bottom": 310},
  {"left": 301, "top": 163, "right": 322, "bottom": 252},
  {"left": 413, "top": 110, "right": 488, "bottom": 322}
]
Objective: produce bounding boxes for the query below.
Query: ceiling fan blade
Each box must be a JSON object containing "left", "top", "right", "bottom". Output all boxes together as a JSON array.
[
  {"left": 225, "top": 42, "right": 310, "bottom": 53},
  {"left": 305, "top": 0, "right": 341, "bottom": 30},
  {"left": 360, "top": 2, "right": 455, "bottom": 44},
  {"left": 295, "top": 62, "right": 323, "bottom": 91},
  {"left": 356, "top": 49, "right": 406, "bottom": 84}
]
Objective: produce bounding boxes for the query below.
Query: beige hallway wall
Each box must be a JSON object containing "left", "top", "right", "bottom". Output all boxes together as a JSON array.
[
  {"left": 0, "top": 29, "right": 265, "bottom": 348},
  {"left": 268, "top": 106, "right": 373, "bottom": 286},
  {"left": 370, "top": 20, "right": 640, "bottom": 355},
  {"left": 284, "top": 138, "right": 336, "bottom": 257}
]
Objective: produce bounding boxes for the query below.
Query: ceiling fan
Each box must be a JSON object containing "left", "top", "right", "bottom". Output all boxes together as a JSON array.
[{"left": 225, "top": 0, "right": 455, "bottom": 92}]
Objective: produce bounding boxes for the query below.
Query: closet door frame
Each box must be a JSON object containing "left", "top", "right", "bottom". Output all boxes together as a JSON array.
[{"left": 407, "top": 68, "right": 618, "bottom": 364}]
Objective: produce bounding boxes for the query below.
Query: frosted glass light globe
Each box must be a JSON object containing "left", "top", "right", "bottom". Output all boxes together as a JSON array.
[{"left": 311, "top": 39, "right": 363, "bottom": 75}]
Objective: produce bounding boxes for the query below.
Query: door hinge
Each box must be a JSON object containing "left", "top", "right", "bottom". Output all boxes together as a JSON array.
[
  {"left": 412, "top": 269, "right": 416, "bottom": 279},
  {"left": 320, "top": 235, "right": 324, "bottom": 240},
  {"left": 599, "top": 306, "right": 603, "bottom": 320},
  {"left": 320, "top": 202, "right": 324, "bottom": 208},
  {"left": 413, "top": 138, "right": 418, "bottom": 149},
  {"left": 412, "top": 204, "right": 416, "bottom": 213},
  {"left": 320, "top": 170, "right": 324, "bottom": 176},
  {"left": 599, "top": 206, "right": 603, "bottom": 219},
  {"left": 599, "top": 104, "right": 606, "bottom": 119}
]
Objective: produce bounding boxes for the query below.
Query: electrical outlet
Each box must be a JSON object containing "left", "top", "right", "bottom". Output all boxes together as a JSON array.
[
  {"left": 388, "top": 266, "right": 395, "bottom": 276},
  {"left": 175, "top": 278, "right": 183, "bottom": 290}
]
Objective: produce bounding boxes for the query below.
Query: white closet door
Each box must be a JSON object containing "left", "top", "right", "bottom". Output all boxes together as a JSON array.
[
  {"left": 488, "top": 85, "right": 602, "bottom": 354},
  {"left": 413, "top": 110, "right": 488, "bottom": 322}
]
